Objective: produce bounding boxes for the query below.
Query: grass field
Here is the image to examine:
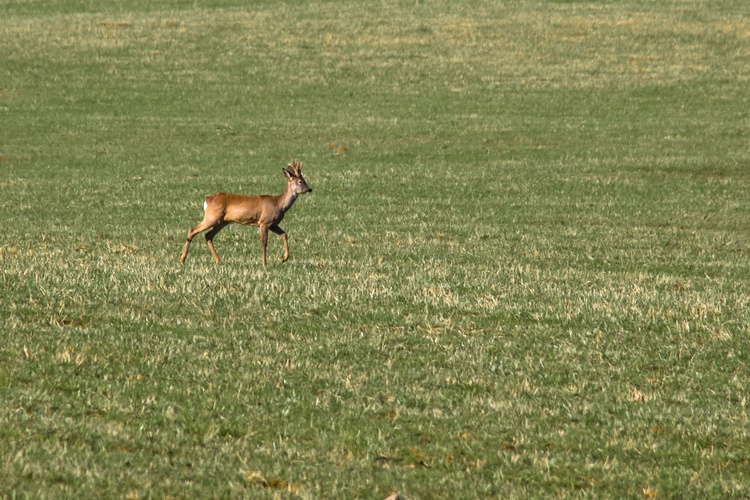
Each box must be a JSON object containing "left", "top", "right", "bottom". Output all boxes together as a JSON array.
[{"left": 2, "top": 0, "right": 750, "bottom": 497}]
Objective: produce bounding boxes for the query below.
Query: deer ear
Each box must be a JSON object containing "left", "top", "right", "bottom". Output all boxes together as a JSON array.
[{"left": 283, "top": 168, "right": 294, "bottom": 179}]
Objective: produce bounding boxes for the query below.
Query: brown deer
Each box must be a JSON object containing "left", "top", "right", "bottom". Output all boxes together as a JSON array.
[{"left": 179, "top": 161, "right": 312, "bottom": 267}]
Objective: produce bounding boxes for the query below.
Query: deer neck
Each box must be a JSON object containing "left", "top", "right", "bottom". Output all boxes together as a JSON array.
[{"left": 277, "top": 184, "right": 298, "bottom": 211}]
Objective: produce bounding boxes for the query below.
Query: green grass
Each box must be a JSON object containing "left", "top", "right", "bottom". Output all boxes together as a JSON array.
[{"left": 2, "top": 0, "right": 750, "bottom": 497}]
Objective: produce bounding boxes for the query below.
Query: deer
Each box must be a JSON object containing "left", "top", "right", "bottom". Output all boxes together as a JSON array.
[{"left": 179, "top": 160, "right": 312, "bottom": 267}]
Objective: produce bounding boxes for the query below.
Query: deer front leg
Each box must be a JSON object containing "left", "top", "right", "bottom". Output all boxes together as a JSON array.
[
  {"left": 269, "top": 224, "right": 289, "bottom": 263},
  {"left": 260, "top": 224, "right": 270, "bottom": 268}
]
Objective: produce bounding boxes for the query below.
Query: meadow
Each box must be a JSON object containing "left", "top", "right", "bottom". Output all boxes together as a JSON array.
[{"left": 2, "top": 0, "right": 750, "bottom": 497}]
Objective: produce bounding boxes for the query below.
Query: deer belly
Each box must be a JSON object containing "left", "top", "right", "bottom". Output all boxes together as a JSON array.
[{"left": 225, "top": 207, "right": 262, "bottom": 226}]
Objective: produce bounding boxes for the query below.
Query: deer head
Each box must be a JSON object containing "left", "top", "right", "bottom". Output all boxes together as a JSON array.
[{"left": 283, "top": 160, "right": 312, "bottom": 195}]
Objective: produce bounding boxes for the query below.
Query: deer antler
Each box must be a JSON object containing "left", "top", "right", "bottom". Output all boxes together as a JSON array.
[{"left": 288, "top": 160, "right": 303, "bottom": 175}]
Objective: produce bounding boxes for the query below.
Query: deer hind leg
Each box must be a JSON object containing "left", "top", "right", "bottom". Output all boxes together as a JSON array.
[
  {"left": 180, "top": 210, "right": 224, "bottom": 265},
  {"left": 269, "top": 224, "right": 289, "bottom": 263},
  {"left": 204, "top": 222, "right": 228, "bottom": 265},
  {"left": 180, "top": 223, "right": 206, "bottom": 264}
]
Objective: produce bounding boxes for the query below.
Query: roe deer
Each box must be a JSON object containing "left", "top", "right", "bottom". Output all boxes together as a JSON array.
[{"left": 179, "top": 161, "right": 312, "bottom": 267}]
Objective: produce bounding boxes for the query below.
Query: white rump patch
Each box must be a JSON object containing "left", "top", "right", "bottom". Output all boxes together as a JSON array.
[{"left": 203, "top": 200, "right": 208, "bottom": 211}]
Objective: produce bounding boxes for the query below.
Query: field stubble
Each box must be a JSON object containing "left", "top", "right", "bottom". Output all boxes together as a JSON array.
[{"left": 2, "top": 0, "right": 750, "bottom": 497}]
